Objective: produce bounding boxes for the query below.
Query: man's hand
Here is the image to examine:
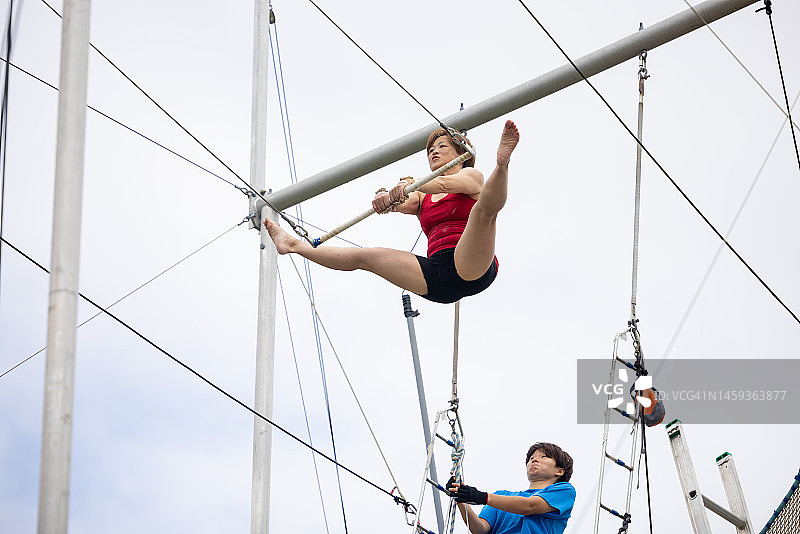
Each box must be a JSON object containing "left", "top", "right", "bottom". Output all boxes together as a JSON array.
[{"left": 448, "top": 480, "right": 488, "bottom": 505}]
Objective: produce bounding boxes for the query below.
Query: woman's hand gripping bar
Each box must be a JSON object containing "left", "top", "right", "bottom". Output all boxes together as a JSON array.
[{"left": 311, "top": 147, "right": 476, "bottom": 247}]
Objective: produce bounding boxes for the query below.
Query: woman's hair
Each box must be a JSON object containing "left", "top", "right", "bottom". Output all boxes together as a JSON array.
[
  {"left": 526, "top": 442, "right": 574, "bottom": 483},
  {"left": 426, "top": 128, "right": 475, "bottom": 168}
]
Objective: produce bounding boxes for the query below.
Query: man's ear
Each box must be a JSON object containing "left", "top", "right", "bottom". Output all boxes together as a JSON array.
[{"left": 555, "top": 467, "right": 565, "bottom": 477}]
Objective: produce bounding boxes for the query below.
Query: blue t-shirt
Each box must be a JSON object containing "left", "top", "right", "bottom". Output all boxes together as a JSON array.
[{"left": 477, "top": 482, "right": 576, "bottom": 534}]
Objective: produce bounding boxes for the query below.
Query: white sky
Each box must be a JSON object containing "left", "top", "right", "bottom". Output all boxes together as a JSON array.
[{"left": 1, "top": 0, "right": 799, "bottom": 533}]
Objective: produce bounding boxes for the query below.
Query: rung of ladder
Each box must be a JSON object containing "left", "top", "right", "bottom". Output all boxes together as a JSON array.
[
  {"left": 605, "top": 452, "right": 633, "bottom": 471},
  {"left": 615, "top": 357, "right": 636, "bottom": 370},
  {"left": 426, "top": 478, "right": 448, "bottom": 494},
  {"left": 600, "top": 502, "right": 631, "bottom": 520},
  {"left": 613, "top": 407, "right": 637, "bottom": 421},
  {"left": 435, "top": 433, "right": 455, "bottom": 447}
]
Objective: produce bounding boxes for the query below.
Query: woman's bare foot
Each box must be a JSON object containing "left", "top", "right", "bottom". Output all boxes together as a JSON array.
[
  {"left": 264, "top": 217, "right": 303, "bottom": 254},
  {"left": 497, "top": 120, "right": 520, "bottom": 167}
]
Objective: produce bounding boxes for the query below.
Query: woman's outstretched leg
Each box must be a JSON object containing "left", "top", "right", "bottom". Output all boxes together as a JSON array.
[
  {"left": 264, "top": 218, "right": 428, "bottom": 295},
  {"left": 454, "top": 120, "right": 520, "bottom": 281}
]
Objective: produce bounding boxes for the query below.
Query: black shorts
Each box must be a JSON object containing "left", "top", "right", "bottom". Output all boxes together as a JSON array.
[{"left": 415, "top": 248, "right": 498, "bottom": 304}]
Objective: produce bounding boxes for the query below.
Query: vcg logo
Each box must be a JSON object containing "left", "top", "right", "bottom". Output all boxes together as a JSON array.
[{"left": 592, "top": 369, "right": 655, "bottom": 414}]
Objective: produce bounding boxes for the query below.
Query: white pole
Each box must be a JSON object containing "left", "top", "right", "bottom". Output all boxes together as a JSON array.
[
  {"left": 401, "top": 295, "right": 446, "bottom": 533},
  {"left": 37, "top": 1, "right": 91, "bottom": 533},
  {"left": 265, "top": 0, "right": 758, "bottom": 211},
  {"left": 249, "top": 2, "right": 277, "bottom": 534}
]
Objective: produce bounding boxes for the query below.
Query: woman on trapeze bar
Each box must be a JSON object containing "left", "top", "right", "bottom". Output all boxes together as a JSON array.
[{"left": 264, "top": 119, "right": 519, "bottom": 304}]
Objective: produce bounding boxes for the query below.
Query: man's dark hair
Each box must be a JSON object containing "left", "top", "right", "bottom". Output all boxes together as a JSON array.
[{"left": 526, "top": 442, "right": 574, "bottom": 483}]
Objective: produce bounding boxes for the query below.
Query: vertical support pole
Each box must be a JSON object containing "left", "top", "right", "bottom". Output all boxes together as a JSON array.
[
  {"left": 716, "top": 453, "right": 754, "bottom": 533},
  {"left": 666, "top": 420, "right": 712, "bottom": 534},
  {"left": 37, "top": 1, "right": 92, "bottom": 533},
  {"left": 249, "top": 2, "right": 276, "bottom": 534},
  {"left": 402, "top": 294, "right": 445, "bottom": 534}
]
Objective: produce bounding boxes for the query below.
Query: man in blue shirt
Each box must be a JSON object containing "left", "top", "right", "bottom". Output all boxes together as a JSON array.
[{"left": 447, "top": 442, "right": 575, "bottom": 534}]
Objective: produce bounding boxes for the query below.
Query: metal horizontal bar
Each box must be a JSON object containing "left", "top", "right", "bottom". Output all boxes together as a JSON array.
[
  {"left": 613, "top": 407, "right": 637, "bottom": 421},
  {"left": 435, "top": 433, "right": 455, "bottom": 447},
  {"left": 600, "top": 502, "right": 629, "bottom": 519},
  {"left": 266, "top": 0, "right": 759, "bottom": 211},
  {"left": 605, "top": 452, "right": 634, "bottom": 471},
  {"left": 702, "top": 495, "right": 747, "bottom": 529}
]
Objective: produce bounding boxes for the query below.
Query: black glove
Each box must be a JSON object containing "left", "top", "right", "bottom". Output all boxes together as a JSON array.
[
  {"left": 452, "top": 482, "right": 488, "bottom": 505},
  {"left": 445, "top": 476, "right": 458, "bottom": 493}
]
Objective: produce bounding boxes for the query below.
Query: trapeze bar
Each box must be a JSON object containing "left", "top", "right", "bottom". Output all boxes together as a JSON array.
[{"left": 310, "top": 150, "right": 474, "bottom": 247}]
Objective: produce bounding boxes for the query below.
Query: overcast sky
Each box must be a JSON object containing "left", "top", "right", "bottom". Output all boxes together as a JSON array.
[{"left": 1, "top": 0, "right": 799, "bottom": 533}]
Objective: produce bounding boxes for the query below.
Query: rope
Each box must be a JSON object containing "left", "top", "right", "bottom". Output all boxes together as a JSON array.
[
  {"left": 276, "top": 266, "right": 331, "bottom": 534},
  {"left": 660, "top": 87, "right": 800, "bottom": 361},
  {"left": 0, "top": 235, "right": 414, "bottom": 511},
  {"left": 639, "top": 412, "right": 654, "bottom": 534},
  {"left": 285, "top": 254, "right": 409, "bottom": 503},
  {"left": 451, "top": 301, "right": 460, "bottom": 403},
  {"left": 629, "top": 322, "right": 654, "bottom": 534},
  {"left": 0, "top": 54, "right": 363, "bottom": 248},
  {"left": 0, "top": 222, "right": 245, "bottom": 380},
  {"left": 679, "top": 0, "right": 800, "bottom": 134},
  {"left": 513, "top": 0, "right": 800, "bottom": 327},
  {"left": 448, "top": 430, "right": 465, "bottom": 534},
  {"left": 268, "top": 13, "right": 349, "bottom": 531},
  {"left": 756, "top": 0, "right": 800, "bottom": 175},
  {"left": 0, "top": 53, "right": 244, "bottom": 191},
  {"left": 306, "top": 0, "right": 447, "bottom": 132},
  {"left": 306, "top": 0, "right": 472, "bottom": 156},
  {"left": 630, "top": 44, "right": 648, "bottom": 320},
  {"left": 38, "top": 0, "right": 317, "bottom": 244},
  {"left": 0, "top": 0, "right": 12, "bottom": 313},
  {"left": 313, "top": 150, "right": 474, "bottom": 246}
]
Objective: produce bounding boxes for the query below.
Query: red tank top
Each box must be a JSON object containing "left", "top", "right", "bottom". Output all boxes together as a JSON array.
[{"left": 418, "top": 193, "right": 476, "bottom": 257}]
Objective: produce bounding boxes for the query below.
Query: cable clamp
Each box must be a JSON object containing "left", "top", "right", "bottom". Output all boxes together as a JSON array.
[
  {"left": 638, "top": 49, "right": 649, "bottom": 82},
  {"left": 391, "top": 487, "right": 418, "bottom": 526},
  {"left": 448, "top": 397, "right": 459, "bottom": 415},
  {"left": 446, "top": 127, "right": 477, "bottom": 158},
  {"left": 291, "top": 223, "right": 310, "bottom": 241},
  {"left": 282, "top": 216, "right": 314, "bottom": 246},
  {"left": 243, "top": 212, "right": 258, "bottom": 225},
  {"left": 755, "top": 0, "right": 772, "bottom": 15}
]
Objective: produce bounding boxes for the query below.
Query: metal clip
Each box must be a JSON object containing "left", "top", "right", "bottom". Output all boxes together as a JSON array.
[{"left": 446, "top": 127, "right": 476, "bottom": 158}]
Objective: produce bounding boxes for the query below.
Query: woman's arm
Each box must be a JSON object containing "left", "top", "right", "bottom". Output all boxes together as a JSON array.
[
  {"left": 457, "top": 503, "right": 492, "bottom": 534},
  {"left": 372, "top": 189, "right": 422, "bottom": 215},
  {"left": 417, "top": 168, "right": 484, "bottom": 196},
  {"left": 392, "top": 190, "right": 423, "bottom": 215},
  {"left": 451, "top": 482, "right": 557, "bottom": 516},
  {"left": 485, "top": 493, "right": 556, "bottom": 516}
]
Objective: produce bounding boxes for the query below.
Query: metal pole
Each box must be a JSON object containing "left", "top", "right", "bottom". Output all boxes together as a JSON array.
[
  {"left": 402, "top": 294, "right": 445, "bottom": 534},
  {"left": 715, "top": 453, "right": 754, "bottom": 532},
  {"left": 37, "top": 1, "right": 91, "bottom": 533},
  {"left": 701, "top": 495, "right": 748, "bottom": 530},
  {"left": 249, "top": 2, "right": 277, "bottom": 534},
  {"left": 265, "top": 0, "right": 758, "bottom": 212}
]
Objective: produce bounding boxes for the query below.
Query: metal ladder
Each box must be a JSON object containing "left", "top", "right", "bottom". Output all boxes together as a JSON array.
[
  {"left": 666, "top": 419, "right": 754, "bottom": 533},
  {"left": 593, "top": 323, "right": 651, "bottom": 533},
  {"left": 401, "top": 295, "right": 464, "bottom": 534},
  {"left": 409, "top": 404, "right": 464, "bottom": 534}
]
